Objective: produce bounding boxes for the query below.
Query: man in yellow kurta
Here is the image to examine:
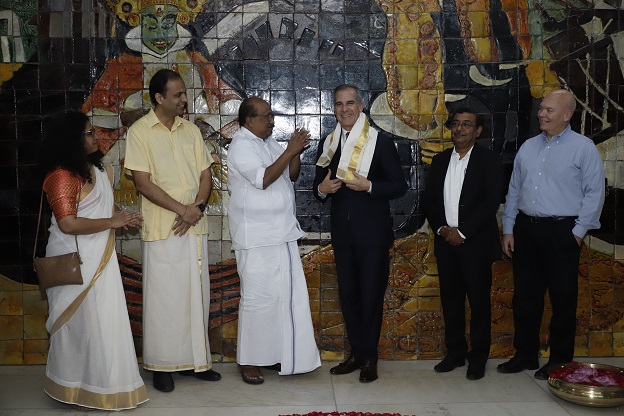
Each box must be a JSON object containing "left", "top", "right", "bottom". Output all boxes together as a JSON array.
[{"left": 124, "top": 69, "right": 220, "bottom": 393}]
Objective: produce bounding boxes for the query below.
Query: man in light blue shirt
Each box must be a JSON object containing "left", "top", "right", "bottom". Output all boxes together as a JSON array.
[{"left": 497, "top": 89, "right": 605, "bottom": 380}]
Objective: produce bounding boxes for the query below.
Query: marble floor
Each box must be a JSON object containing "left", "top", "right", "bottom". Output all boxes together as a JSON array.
[{"left": 2, "top": 358, "right": 624, "bottom": 415}]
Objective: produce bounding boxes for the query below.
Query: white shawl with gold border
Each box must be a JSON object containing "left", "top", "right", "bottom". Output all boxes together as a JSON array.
[{"left": 316, "top": 113, "right": 377, "bottom": 180}]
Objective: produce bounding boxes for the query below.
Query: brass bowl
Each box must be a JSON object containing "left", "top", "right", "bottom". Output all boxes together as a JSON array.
[{"left": 548, "top": 363, "right": 624, "bottom": 407}]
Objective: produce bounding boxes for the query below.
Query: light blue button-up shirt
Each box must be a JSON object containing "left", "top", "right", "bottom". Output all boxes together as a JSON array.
[{"left": 502, "top": 125, "right": 605, "bottom": 238}]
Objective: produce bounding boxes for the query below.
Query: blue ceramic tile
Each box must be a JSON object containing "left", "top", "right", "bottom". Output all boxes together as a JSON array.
[
  {"left": 244, "top": 62, "right": 271, "bottom": 89},
  {"left": 295, "top": 0, "right": 320, "bottom": 12},
  {"left": 294, "top": 64, "right": 319, "bottom": 88},
  {"left": 321, "top": 114, "right": 338, "bottom": 134},
  {"left": 296, "top": 89, "right": 320, "bottom": 114},
  {"left": 271, "top": 90, "right": 296, "bottom": 114},
  {"left": 296, "top": 39, "right": 319, "bottom": 61},
  {"left": 299, "top": 138, "right": 321, "bottom": 162},
  {"left": 298, "top": 27, "right": 316, "bottom": 47},
  {"left": 269, "top": 38, "right": 294, "bottom": 60},
  {"left": 270, "top": 63, "right": 295, "bottom": 89},
  {"left": 321, "top": 0, "right": 344, "bottom": 13},
  {"left": 319, "top": 64, "right": 344, "bottom": 89},
  {"left": 295, "top": 115, "right": 321, "bottom": 141},
  {"left": 319, "top": 12, "right": 344, "bottom": 40},
  {"left": 270, "top": 0, "right": 295, "bottom": 12},
  {"left": 345, "top": 41, "right": 371, "bottom": 60},
  {"left": 320, "top": 89, "right": 335, "bottom": 114},
  {"left": 345, "top": 15, "right": 369, "bottom": 39},
  {"left": 344, "top": 63, "right": 369, "bottom": 91},
  {"left": 271, "top": 114, "right": 296, "bottom": 140}
]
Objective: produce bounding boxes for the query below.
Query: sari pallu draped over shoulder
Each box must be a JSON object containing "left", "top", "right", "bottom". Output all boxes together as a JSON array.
[{"left": 43, "top": 167, "right": 148, "bottom": 410}]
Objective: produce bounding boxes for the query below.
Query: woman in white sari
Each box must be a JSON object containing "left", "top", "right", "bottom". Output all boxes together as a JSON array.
[{"left": 40, "top": 111, "right": 148, "bottom": 410}]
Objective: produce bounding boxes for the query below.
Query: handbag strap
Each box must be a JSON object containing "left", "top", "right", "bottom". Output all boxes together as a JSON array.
[
  {"left": 33, "top": 188, "right": 81, "bottom": 263},
  {"left": 49, "top": 227, "right": 114, "bottom": 336}
]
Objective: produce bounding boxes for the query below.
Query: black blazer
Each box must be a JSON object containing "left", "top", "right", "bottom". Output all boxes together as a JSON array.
[
  {"left": 424, "top": 143, "right": 503, "bottom": 261},
  {"left": 313, "top": 130, "right": 408, "bottom": 249}
]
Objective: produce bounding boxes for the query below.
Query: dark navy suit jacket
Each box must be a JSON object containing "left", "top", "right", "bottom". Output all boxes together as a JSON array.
[
  {"left": 313, "top": 130, "right": 407, "bottom": 248},
  {"left": 425, "top": 143, "right": 503, "bottom": 261}
]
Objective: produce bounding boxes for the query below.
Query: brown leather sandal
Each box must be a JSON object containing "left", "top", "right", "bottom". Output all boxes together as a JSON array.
[{"left": 240, "top": 365, "right": 264, "bottom": 384}]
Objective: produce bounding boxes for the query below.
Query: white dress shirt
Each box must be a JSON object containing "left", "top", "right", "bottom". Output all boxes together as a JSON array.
[
  {"left": 227, "top": 127, "right": 306, "bottom": 250},
  {"left": 442, "top": 146, "right": 473, "bottom": 238}
]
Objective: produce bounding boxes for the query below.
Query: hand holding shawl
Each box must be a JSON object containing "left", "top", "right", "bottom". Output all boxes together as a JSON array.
[{"left": 316, "top": 113, "right": 377, "bottom": 180}]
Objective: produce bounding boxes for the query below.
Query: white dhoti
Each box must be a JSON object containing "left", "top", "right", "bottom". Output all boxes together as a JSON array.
[
  {"left": 236, "top": 241, "right": 321, "bottom": 375},
  {"left": 142, "top": 234, "right": 212, "bottom": 372}
]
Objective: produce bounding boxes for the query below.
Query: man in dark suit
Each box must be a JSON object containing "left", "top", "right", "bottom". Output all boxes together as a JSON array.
[
  {"left": 313, "top": 84, "right": 407, "bottom": 383},
  {"left": 424, "top": 108, "right": 503, "bottom": 380}
]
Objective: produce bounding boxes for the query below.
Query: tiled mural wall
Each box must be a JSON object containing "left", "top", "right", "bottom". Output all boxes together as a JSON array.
[{"left": 1, "top": 0, "right": 623, "bottom": 365}]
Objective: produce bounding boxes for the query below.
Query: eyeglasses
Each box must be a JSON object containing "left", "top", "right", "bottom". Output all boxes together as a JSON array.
[
  {"left": 83, "top": 129, "right": 95, "bottom": 136},
  {"left": 451, "top": 121, "right": 475, "bottom": 129},
  {"left": 251, "top": 113, "right": 275, "bottom": 122}
]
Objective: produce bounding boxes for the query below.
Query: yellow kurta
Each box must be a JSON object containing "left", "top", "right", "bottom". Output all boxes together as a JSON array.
[{"left": 124, "top": 109, "right": 213, "bottom": 242}]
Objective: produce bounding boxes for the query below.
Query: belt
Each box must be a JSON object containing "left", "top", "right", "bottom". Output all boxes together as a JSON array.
[{"left": 518, "top": 211, "right": 577, "bottom": 223}]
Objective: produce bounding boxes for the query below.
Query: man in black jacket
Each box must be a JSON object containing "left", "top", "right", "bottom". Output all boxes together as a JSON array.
[
  {"left": 424, "top": 108, "right": 503, "bottom": 380},
  {"left": 314, "top": 84, "right": 407, "bottom": 383}
]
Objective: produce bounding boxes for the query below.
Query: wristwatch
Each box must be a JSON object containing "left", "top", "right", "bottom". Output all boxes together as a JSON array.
[{"left": 197, "top": 203, "right": 206, "bottom": 214}]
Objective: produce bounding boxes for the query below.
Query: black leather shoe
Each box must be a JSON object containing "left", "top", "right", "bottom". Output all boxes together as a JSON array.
[
  {"left": 359, "top": 361, "right": 378, "bottom": 383},
  {"left": 534, "top": 363, "right": 556, "bottom": 380},
  {"left": 153, "top": 371, "right": 174, "bottom": 392},
  {"left": 466, "top": 363, "right": 485, "bottom": 380},
  {"left": 179, "top": 369, "right": 221, "bottom": 381},
  {"left": 330, "top": 355, "right": 363, "bottom": 375},
  {"left": 497, "top": 355, "right": 539, "bottom": 373},
  {"left": 434, "top": 355, "right": 465, "bottom": 373}
]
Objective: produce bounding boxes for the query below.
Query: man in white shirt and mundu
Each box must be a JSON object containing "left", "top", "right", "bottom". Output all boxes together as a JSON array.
[{"left": 227, "top": 97, "right": 321, "bottom": 384}]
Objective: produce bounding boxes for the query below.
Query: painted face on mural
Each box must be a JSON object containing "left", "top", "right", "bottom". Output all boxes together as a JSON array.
[
  {"left": 450, "top": 112, "right": 482, "bottom": 152},
  {"left": 334, "top": 88, "right": 364, "bottom": 132},
  {"left": 141, "top": 5, "right": 179, "bottom": 55},
  {"left": 156, "top": 77, "right": 188, "bottom": 118},
  {"left": 538, "top": 90, "right": 574, "bottom": 139}
]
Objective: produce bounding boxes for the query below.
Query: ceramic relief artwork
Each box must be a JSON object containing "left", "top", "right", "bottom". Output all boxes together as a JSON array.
[{"left": 0, "top": 0, "right": 624, "bottom": 364}]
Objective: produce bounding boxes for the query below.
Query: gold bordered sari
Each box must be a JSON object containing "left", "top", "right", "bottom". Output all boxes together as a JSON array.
[{"left": 43, "top": 166, "right": 147, "bottom": 410}]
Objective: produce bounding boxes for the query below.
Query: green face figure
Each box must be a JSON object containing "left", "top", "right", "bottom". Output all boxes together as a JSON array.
[{"left": 141, "top": 5, "right": 179, "bottom": 55}]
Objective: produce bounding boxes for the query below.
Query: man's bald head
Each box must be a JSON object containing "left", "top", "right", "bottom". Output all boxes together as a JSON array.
[
  {"left": 538, "top": 89, "right": 576, "bottom": 139},
  {"left": 548, "top": 89, "right": 576, "bottom": 112}
]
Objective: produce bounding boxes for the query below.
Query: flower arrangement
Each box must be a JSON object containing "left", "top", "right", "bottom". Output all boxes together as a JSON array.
[{"left": 549, "top": 362, "right": 624, "bottom": 388}]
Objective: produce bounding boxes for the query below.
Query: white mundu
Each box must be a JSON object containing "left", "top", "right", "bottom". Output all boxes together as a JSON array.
[
  {"left": 228, "top": 126, "right": 321, "bottom": 374},
  {"left": 142, "top": 234, "right": 212, "bottom": 371}
]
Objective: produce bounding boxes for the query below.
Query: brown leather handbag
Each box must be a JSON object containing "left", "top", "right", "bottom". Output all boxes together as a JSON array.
[{"left": 33, "top": 192, "right": 83, "bottom": 291}]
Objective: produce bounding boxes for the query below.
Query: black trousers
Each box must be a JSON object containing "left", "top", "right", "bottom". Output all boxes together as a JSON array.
[
  {"left": 512, "top": 213, "right": 581, "bottom": 363},
  {"left": 333, "top": 236, "right": 390, "bottom": 363},
  {"left": 436, "top": 241, "right": 493, "bottom": 364}
]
